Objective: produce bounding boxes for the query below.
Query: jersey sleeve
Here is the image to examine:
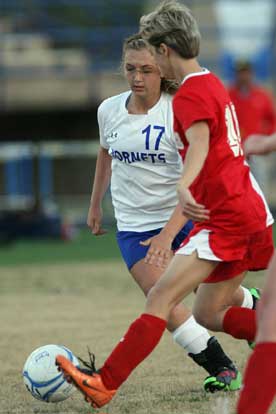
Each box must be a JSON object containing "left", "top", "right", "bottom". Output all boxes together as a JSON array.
[
  {"left": 173, "top": 91, "right": 215, "bottom": 133},
  {"left": 97, "top": 102, "right": 109, "bottom": 149}
]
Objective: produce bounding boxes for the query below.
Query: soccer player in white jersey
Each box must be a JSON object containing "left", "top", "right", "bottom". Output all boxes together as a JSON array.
[{"left": 84, "top": 34, "right": 259, "bottom": 393}]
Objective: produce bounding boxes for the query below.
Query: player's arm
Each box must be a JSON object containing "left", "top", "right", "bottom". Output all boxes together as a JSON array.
[
  {"left": 160, "top": 202, "right": 189, "bottom": 239},
  {"left": 264, "top": 93, "right": 276, "bottom": 134},
  {"left": 87, "top": 146, "right": 111, "bottom": 235},
  {"left": 244, "top": 133, "right": 276, "bottom": 156},
  {"left": 142, "top": 203, "right": 189, "bottom": 267},
  {"left": 177, "top": 121, "right": 210, "bottom": 221}
]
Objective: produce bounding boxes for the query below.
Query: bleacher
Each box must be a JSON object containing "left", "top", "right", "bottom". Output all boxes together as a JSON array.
[
  {"left": 0, "top": 0, "right": 275, "bottom": 109},
  {"left": 0, "top": 0, "right": 143, "bottom": 71},
  {"left": 0, "top": 0, "right": 147, "bottom": 110},
  {"left": 0, "top": 0, "right": 275, "bottom": 223}
]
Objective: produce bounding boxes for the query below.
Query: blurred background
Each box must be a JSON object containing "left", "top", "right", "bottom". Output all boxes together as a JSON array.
[{"left": 0, "top": 0, "right": 275, "bottom": 257}]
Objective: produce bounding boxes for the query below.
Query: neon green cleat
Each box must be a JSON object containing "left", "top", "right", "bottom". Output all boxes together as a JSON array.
[
  {"left": 249, "top": 287, "right": 261, "bottom": 309},
  {"left": 204, "top": 369, "right": 242, "bottom": 393}
]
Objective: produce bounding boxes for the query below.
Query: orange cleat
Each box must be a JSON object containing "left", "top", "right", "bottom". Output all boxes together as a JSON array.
[{"left": 55, "top": 354, "right": 117, "bottom": 408}]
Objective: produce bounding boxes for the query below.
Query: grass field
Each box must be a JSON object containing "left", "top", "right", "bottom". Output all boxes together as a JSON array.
[
  {"left": 0, "top": 228, "right": 121, "bottom": 267},
  {"left": 1, "top": 228, "right": 276, "bottom": 414}
]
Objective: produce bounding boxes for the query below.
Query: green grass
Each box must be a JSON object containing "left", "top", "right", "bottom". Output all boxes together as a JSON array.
[
  {"left": 1, "top": 224, "right": 275, "bottom": 267},
  {"left": 0, "top": 228, "right": 121, "bottom": 267}
]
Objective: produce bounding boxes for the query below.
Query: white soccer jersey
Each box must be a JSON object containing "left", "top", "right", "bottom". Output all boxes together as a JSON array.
[{"left": 98, "top": 91, "right": 184, "bottom": 231}]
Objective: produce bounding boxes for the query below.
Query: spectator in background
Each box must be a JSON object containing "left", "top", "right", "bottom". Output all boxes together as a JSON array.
[
  {"left": 228, "top": 60, "right": 276, "bottom": 194},
  {"left": 229, "top": 61, "right": 276, "bottom": 140}
]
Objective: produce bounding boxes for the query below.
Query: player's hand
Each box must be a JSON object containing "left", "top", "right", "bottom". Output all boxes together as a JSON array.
[
  {"left": 87, "top": 205, "right": 107, "bottom": 236},
  {"left": 140, "top": 232, "right": 173, "bottom": 268},
  {"left": 177, "top": 185, "right": 210, "bottom": 222},
  {"left": 244, "top": 134, "right": 270, "bottom": 156}
]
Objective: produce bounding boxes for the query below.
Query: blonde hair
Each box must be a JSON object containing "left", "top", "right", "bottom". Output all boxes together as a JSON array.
[
  {"left": 122, "top": 33, "right": 179, "bottom": 94},
  {"left": 140, "top": 0, "right": 200, "bottom": 59}
]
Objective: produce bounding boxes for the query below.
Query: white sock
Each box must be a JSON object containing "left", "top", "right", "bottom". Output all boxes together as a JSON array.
[
  {"left": 172, "top": 315, "right": 210, "bottom": 354},
  {"left": 241, "top": 286, "right": 253, "bottom": 309}
]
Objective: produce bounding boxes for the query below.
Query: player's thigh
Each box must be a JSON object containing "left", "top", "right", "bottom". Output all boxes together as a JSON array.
[
  {"left": 257, "top": 252, "right": 276, "bottom": 314},
  {"left": 256, "top": 303, "right": 276, "bottom": 343},
  {"left": 130, "top": 254, "right": 173, "bottom": 296},
  {"left": 193, "top": 272, "right": 246, "bottom": 330},
  {"left": 256, "top": 253, "right": 276, "bottom": 342},
  {"left": 146, "top": 252, "right": 217, "bottom": 314}
]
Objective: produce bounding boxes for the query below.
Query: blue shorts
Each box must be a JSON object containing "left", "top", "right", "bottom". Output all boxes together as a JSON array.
[{"left": 116, "top": 220, "right": 194, "bottom": 270}]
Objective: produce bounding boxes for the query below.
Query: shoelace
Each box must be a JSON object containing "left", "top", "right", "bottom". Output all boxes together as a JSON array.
[
  {"left": 78, "top": 347, "right": 97, "bottom": 374},
  {"left": 77, "top": 349, "right": 111, "bottom": 413}
]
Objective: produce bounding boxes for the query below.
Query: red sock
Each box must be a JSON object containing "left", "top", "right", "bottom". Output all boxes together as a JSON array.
[
  {"left": 100, "top": 313, "right": 167, "bottom": 390},
  {"left": 223, "top": 307, "right": 256, "bottom": 341},
  {"left": 237, "top": 342, "right": 276, "bottom": 414}
]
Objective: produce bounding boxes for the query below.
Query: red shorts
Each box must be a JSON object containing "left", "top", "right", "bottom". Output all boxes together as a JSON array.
[{"left": 176, "top": 225, "right": 274, "bottom": 283}]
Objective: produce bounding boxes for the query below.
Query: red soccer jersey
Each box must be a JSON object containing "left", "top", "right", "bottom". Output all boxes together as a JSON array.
[
  {"left": 228, "top": 84, "right": 276, "bottom": 140},
  {"left": 173, "top": 70, "right": 273, "bottom": 234}
]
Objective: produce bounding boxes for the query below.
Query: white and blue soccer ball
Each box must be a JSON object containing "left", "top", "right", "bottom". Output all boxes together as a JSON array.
[{"left": 22, "top": 344, "right": 79, "bottom": 403}]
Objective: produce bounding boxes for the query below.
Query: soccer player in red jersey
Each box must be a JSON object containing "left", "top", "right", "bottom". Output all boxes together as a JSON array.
[
  {"left": 56, "top": 1, "right": 275, "bottom": 410},
  {"left": 228, "top": 61, "right": 276, "bottom": 194},
  {"left": 228, "top": 61, "right": 276, "bottom": 142},
  {"left": 88, "top": 33, "right": 246, "bottom": 393},
  {"left": 237, "top": 133, "right": 276, "bottom": 414}
]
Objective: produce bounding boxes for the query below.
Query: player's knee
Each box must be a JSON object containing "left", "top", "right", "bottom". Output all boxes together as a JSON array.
[
  {"left": 257, "top": 311, "right": 276, "bottom": 342},
  {"left": 258, "top": 303, "right": 276, "bottom": 330},
  {"left": 193, "top": 309, "right": 215, "bottom": 330},
  {"left": 146, "top": 285, "right": 173, "bottom": 315}
]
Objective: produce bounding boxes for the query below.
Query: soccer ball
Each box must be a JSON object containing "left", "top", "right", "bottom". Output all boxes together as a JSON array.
[{"left": 22, "top": 344, "right": 79, "bottom": 403}]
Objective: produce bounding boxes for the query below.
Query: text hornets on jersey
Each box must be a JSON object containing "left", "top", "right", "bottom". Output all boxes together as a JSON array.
[{"left": 109, "top": 148, "right": 166, "bottom": 164}]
